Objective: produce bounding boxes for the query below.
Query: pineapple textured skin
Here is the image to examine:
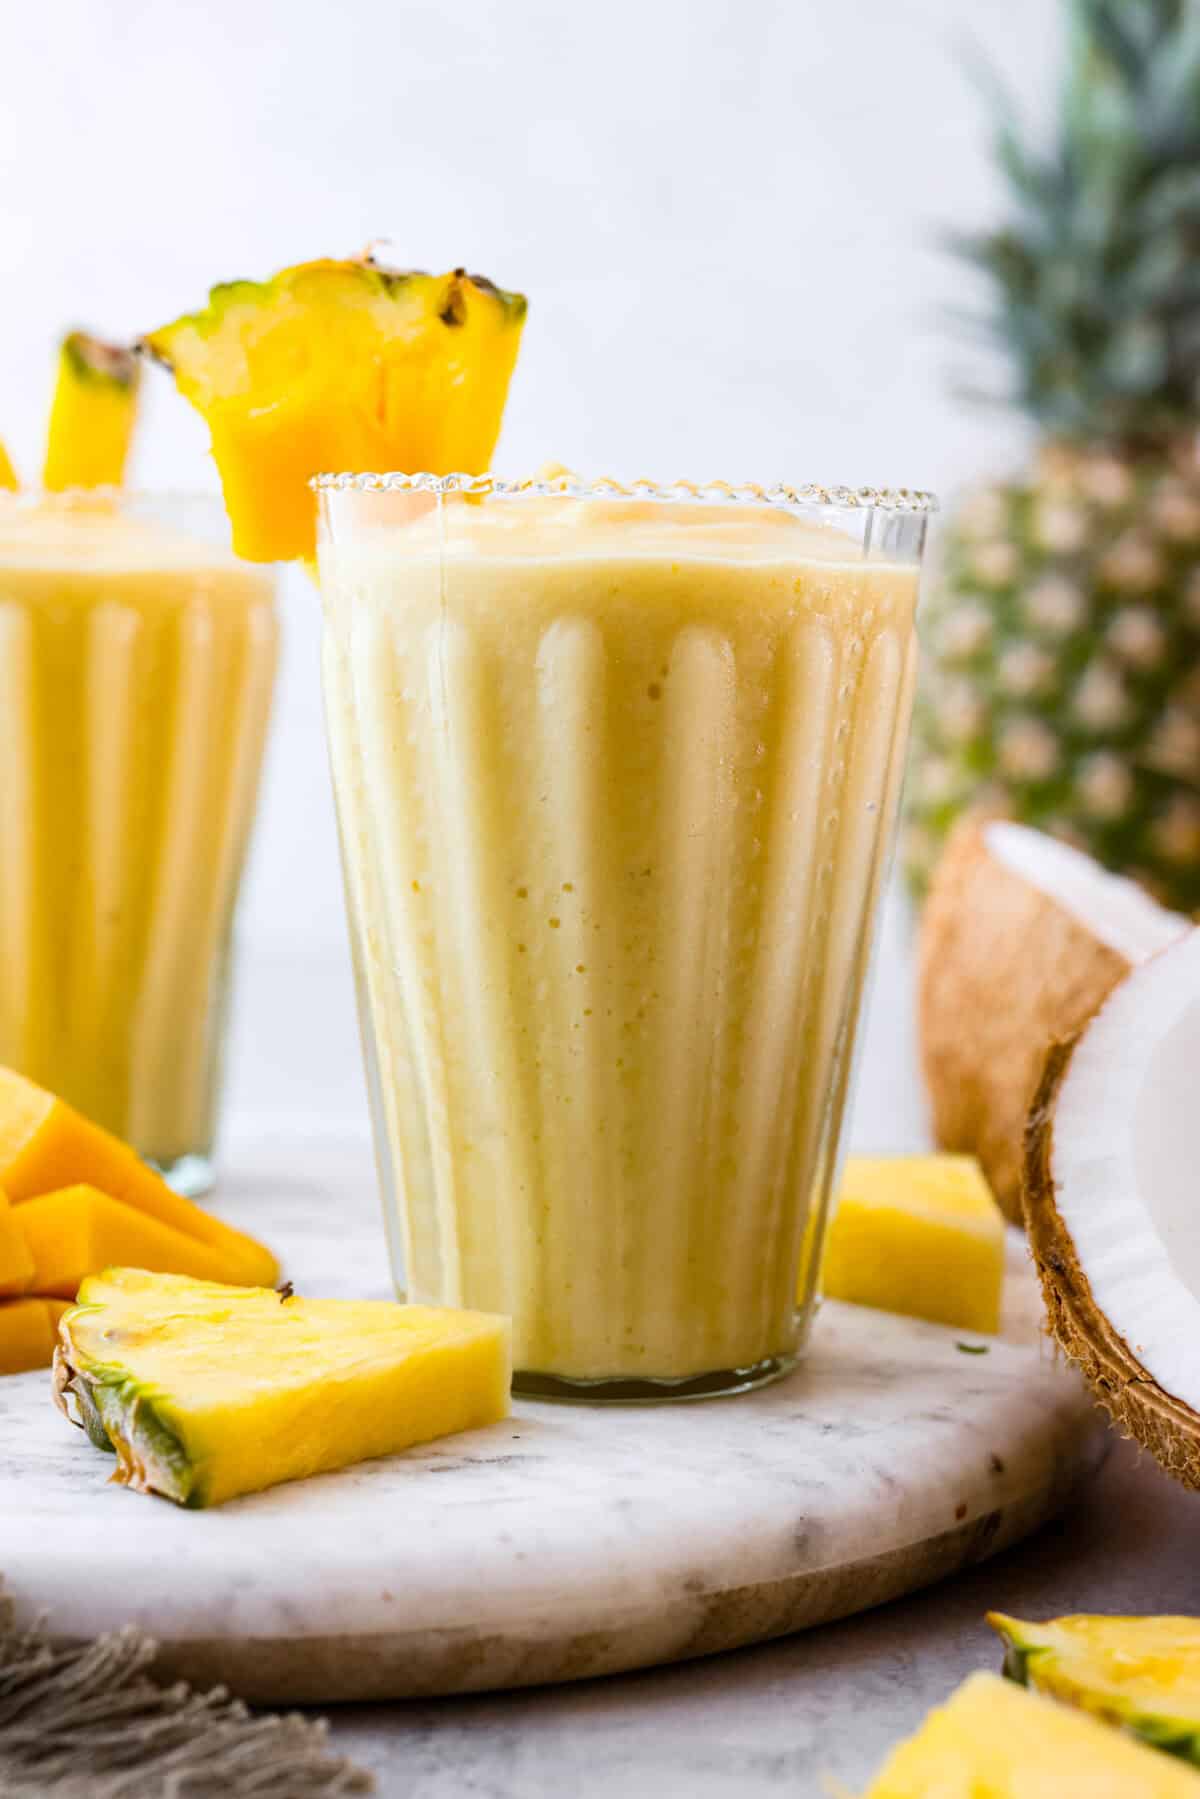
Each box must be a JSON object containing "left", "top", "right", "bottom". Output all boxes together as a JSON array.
[{"left": 907, "top": 451, "right": 1200, "bottom": 912}]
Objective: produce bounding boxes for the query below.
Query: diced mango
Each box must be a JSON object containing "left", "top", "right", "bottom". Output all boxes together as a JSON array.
[
  {"left": 820, "top": 1154, "right": 1005, "bottom": 1335},
  {"left": 0, "top": 1190, "right": 34, "bottom": 1296},
  {"left": 0, "top": 1066, "right": 277, "bottom": 1288},
  {"left": 0, "top": 1297, "right": 67, "bottom": 1374},
  {"left": 17, "top": 1184, "right": 262, "bottom": 1299}
]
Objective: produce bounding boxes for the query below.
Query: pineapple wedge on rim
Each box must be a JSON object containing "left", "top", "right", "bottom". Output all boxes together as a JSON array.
[
  {"left": 142, "top": 255, "right": 527, "bottom": 562},
  {"left": 53, "top": 1267, "right": 511, "bottom": 1508},
  {"left": 43, "top": 330, "right": 142, "bottom": 491},
  {"left": 990, "top": 1612, "right": 1200, "bottom": 1765}
]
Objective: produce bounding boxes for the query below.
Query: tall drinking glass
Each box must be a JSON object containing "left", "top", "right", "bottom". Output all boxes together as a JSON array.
[
  {"left": 0, "top": 491, "right": 278, "bottom": 1194},
  {"left": 317, "top": 473, "right": 933, "bottom": 1398}
]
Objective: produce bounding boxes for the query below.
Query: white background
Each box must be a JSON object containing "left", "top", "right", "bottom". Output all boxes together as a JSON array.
[{"left": 1, "top": 0, "right": 1056, "bottom": 1139}]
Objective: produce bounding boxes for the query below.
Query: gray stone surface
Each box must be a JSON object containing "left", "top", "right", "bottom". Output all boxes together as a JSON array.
[{"left": 326, "top": 1442, "right": 1199, "bottom": 1796}]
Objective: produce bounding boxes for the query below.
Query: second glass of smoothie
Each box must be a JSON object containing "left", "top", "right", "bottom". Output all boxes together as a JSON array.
[
  {"left": 0, "top": 491, "right": 278, "bottom": 1193},
  {"left": 318, "top": 473, "right": 931, "bottom": 1397}
]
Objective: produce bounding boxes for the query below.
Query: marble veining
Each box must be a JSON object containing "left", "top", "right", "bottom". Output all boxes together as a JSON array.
[{"left": 0, "top": 1144, "right": 1104, "bottom": 1702}]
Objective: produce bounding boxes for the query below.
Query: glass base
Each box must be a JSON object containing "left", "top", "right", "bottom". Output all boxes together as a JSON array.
[
  {"left": 149, "top": 1152, "right": 215, "bottom": 1199},
  {"left": 513, "top": 1351, "right": 799, "bottom": 1405}
]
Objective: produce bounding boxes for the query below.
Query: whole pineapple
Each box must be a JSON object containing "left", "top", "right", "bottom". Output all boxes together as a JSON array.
[{"left": 907, "top": 0, "right": 1200, "bottom": 912}]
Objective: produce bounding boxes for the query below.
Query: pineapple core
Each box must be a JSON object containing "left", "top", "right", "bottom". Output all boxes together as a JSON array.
[{"left": 820, "top": 1155, "right": 1005, "bottom": 1335}]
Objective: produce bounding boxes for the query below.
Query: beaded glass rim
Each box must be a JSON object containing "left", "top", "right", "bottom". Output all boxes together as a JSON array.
[{"left": 309, "top": 471, "right": 939, "bottom": 513}]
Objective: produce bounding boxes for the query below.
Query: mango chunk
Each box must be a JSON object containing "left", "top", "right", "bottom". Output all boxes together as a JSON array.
[
  {"left": 862, "top": 1670, "right": 1200, "bottom": 1797},
  {"left": 0, "top": 1066, "right": 277, "bottom": 1288},
  {"left": 821, "top": 1154, "right": 1005, "bottom": 1335},
  {"left": 18, "top": 1184, "right": 260, "bottom": 1299},
  {"left": 0, "top": 437, "right": 17, "bottom": 491},
  {"left": 56, "top": 1269, "right": 513, "bottom": 1507},
  {"left": 0, "top": 1190, "right": 34, "bottom": 1296},
  {"left": 0, "top": 1297, "right": 67, "bottom": 1374}
]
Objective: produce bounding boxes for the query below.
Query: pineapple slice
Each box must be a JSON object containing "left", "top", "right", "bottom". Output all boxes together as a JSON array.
[
  {"left": 0, "top": 1065, "right": 278, "bottom": 1289},
  {"left": 821, "top": 1155, "right": 1005, "bottom": 1334},
  {"left": 1, "top": 1298, "right": 67, "bottom": 1375},
  {"left": 0, "top": 437, "right": 18, "bottom": 491},
  {"left": 863, "top": 1671, "right": 1200, "bottom": 1796},
  {"left": 142, "top": 257, "right": 527, "bottom": 562},
  {"left": 54, "top": 1268, "right": 512, "bottom": 1507},
  {"left": 990, "top": 1612, "right": 1200, "bottom": 1764},
  {"left": 43, "top": 331, "right": 141, "bottom": 491}
]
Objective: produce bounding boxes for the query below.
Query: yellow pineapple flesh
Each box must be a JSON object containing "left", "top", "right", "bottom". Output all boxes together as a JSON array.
[
  {"left": 43, "top": 330, "right": 141, "bottom": 491},
  {"left": 990, "top": 1612, "right": 1200, "bottom": 1764},
  {"left": 54, "top": 1267, "right": 512, "bottom": 1507},
  {"left": 863, "top": 1670, "right": 1200, "bottom": 1796},
  {"left": 820, "top": 1154, "right": 1006, "bottom": 1334},
  {"left": 143, "top": 257, "right": 527, "bottom": 562}
]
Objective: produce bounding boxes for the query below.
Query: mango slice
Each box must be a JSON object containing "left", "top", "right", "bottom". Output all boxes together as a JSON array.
[
  {"left": 863, "top": 1670, "right": 1200, "bottom": 1796},
  {"left": 0, "top": 1192, "right": 34, "bottom": 1297},
  {"left": 0, "top": 1066, "right": 277, "bottom": 1288},
  {"left": 43, "top": 331, "right": 141, "bottom": 492},
  {"left": 17, "top": 1184, "right": 260, "bottom": 1299},
  {"left": 821, "top": 1154, "right": 1005, "bottom": 1335},
  {"left": 55, "top": 1268, "right": 512, "bottom": 1507},
  {"left": 1, "top": 1297, "right": 67, "bottom": 1374},
  {"left": 0, "top": 438, "right": 17, "bottom": 491},
  {"left": 143, "top": 257, "right": 526, "bottom": 562}
]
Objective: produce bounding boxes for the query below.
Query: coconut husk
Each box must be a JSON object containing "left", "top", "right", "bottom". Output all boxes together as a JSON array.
[
  {"left": 918, "top": 816, "right": 1131, "bottom": 1222},
  {"left": 1024, "top": 1037, "right": 1200, "bottom": 1491}
]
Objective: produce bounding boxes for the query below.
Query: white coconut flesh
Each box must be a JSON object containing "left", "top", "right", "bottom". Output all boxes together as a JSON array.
[
  {"left": 1051, "top": 928, "right": 1200, "bottom": 1408},
  {"left": 984, "top": 820, "right": 1188, "bottom": 962}
]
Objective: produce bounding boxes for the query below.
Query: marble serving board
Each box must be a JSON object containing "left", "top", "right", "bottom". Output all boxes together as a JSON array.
[{"left": 0, "top": 1143, "right": 1104, "bottom": 1703}]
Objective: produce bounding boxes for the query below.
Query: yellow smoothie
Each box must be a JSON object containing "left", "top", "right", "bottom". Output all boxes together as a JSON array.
[
  {"left": 320, "top": 481, "right": 923, "bottom": 1391},
  {"left": 0, "top": 496, "right": 277, "bottom": 1176}
]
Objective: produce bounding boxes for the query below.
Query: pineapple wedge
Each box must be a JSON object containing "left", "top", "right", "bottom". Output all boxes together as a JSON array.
[
  {"left": 863, "top": 1671, "right": 1200, "bottom": 1796},
  {"left": 990, "top": 1612, "right": 1200, "bottom": 1764},
  {"left": 43, "top": 331, "right": 141, "bottom": 491},
  {"left": 143, "top": 257, "right": 527, "bottom": 562},
  {"left": 54, "top": 1268, "right": 511, "bottom": 1507},
  {"left": 821, "top": 1155, "right": 1006, "bottom": 1335},
  {"left": 0, "top": 437, "right": 17, "bottom": 491}
]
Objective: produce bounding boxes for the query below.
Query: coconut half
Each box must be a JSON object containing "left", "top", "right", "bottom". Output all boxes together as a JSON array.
[
  {"left": 918, "top": 815, "right": 1188, "bottom": 1221},
  {"left": 1025, "top": 927, "right": 1200, "bottom": 1489}
]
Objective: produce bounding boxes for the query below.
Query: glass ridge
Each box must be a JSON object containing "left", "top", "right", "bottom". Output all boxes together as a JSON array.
[{"left": 310, "top": 470, "right": 939, "bottom": 512}]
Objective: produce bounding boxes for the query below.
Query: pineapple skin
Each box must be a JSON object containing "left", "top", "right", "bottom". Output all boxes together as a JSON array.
[
  {"left": 905, "top": 449, "right": 1200, "bottom": 914},
  {"left": 989, "top": 1612, "right": 1200, "bottom": 1767},
  {"left": 54, "top": 1268, "right": 512, "bottom": 1507}
]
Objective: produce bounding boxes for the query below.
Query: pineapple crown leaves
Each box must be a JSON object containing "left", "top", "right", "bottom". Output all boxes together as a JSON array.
[{"left": 950, "top": 0, "right": 1200, "bottom": 449}]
